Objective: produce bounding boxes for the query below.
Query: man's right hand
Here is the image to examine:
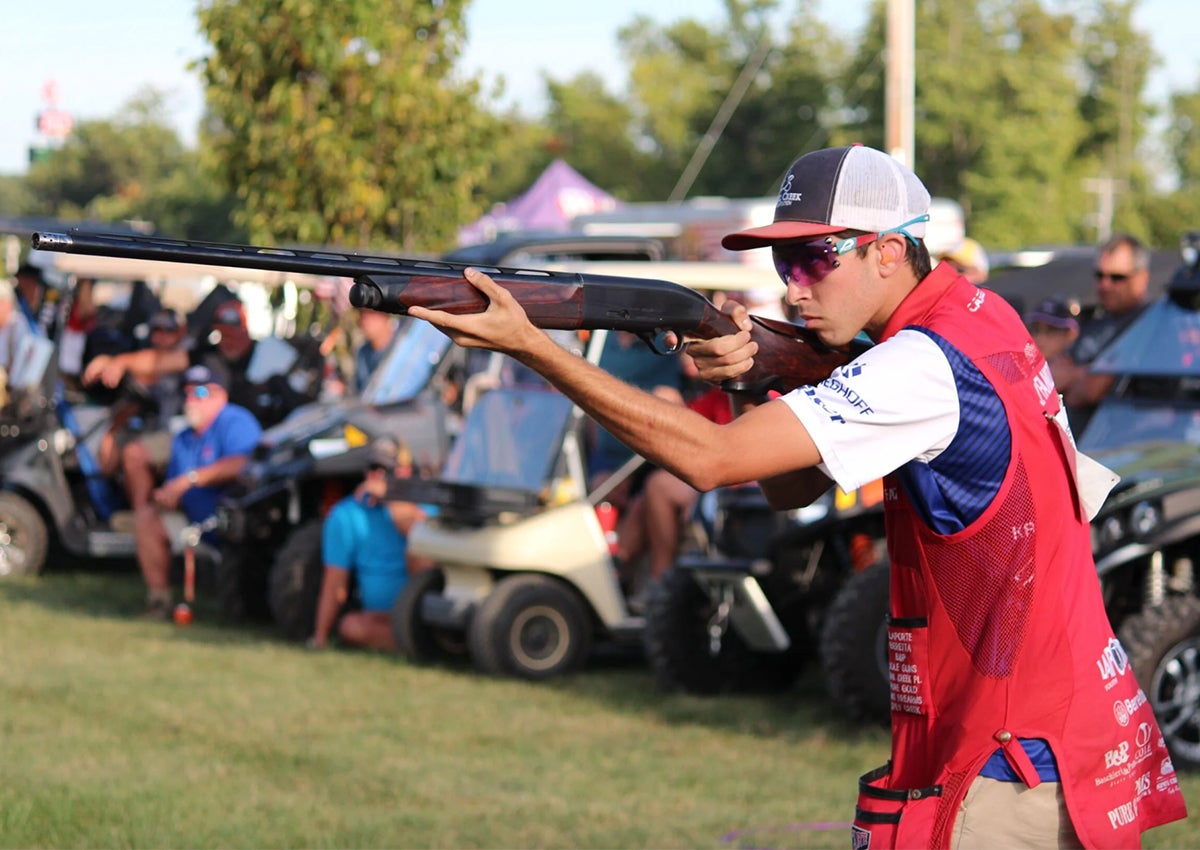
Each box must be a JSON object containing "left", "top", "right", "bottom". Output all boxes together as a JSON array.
[{"left": 686, "top": 300, "right": 758, "bottom": 387}]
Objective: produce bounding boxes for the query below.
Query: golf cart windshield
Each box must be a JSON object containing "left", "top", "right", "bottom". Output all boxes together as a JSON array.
[
  {"left": 441, "top": 388, "right": 575, "bottom": 491},
  {"left": 359, "top": 319, "right": 452, "bottom": 406},
  {"left": 1079, "top": 293, "right": 1200, "bottom": 454}
]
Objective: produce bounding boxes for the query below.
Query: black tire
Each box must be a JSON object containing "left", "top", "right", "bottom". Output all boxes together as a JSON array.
[
  {"left": 1118, "top": 595, "right": 1200, "bottom": 771},
  {"left": 214, "top": 543, "right": 272, "bottom": 623},
  {"left": 391, "top": 568, "right": 468, "bottom": 663},
  {"left": 467, "top": 574, "right": 592, "bottom": 679},
  {"left": 643, "top": 566, "right": 803, "bottom": 695},
  {"left": 0, "top": 492, "right": 49, "bottom": 578},
  {"left": 267, "top": 520, "right": 326, "bottom": 642},
  {"left": 820, "top": 560, "right": 891, "bottom": 726}
]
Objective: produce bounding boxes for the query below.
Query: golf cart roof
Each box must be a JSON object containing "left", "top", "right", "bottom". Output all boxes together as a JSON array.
[{"left": 542, "top": 260, "right": 784, "bottom": 296}]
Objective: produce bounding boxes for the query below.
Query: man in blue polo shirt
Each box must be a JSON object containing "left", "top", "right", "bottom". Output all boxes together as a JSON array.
[
  {"left": 134, "top": 364, "right": 262, "bottom": 618},
  {"left": 309, "top": 438, "right": 433, "bottom": 651}
]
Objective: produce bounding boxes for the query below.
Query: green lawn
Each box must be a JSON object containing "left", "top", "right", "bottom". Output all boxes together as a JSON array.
[{"left": 1, "top": 570, "right": 1197, "bottom": 849}]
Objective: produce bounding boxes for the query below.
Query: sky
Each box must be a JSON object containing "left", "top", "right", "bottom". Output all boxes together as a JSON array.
[{"left": 0, "top": 0, "right": 1196, "bottom": 178}]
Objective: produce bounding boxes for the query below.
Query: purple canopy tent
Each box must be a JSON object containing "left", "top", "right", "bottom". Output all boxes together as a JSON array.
[{"left": 457, "top": 159, "right": 620, "bottom": 247}]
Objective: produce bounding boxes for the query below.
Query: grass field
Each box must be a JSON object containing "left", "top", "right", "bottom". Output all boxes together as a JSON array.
[{"left": 2, "top": 568, "right": 1197, "bottom": 849}]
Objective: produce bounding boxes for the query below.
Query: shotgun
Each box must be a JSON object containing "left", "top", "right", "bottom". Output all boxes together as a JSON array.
[{"left": 30, "top": 230, "right": 869, "bottom": 394}]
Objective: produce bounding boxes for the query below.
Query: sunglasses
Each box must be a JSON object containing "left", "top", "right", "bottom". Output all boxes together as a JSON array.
[
  {"left": 184, "top": 385, "right": 213, "bottom": 399},
  {"left": 772, "top": 215, "right": 930, "bottom": 287},
  {"left": 1094, "top": 270, "right": 1131, "bottom": 283}
]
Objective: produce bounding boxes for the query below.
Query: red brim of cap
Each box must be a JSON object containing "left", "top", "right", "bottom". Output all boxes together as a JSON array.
[{"left": 722, "top": 221, "right": 843, "bottom": 251}]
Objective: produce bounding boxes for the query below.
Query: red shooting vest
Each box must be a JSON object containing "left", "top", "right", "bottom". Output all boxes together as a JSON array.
[{"left": 853, "top": 265, "right": 1187, "bottom": 849}]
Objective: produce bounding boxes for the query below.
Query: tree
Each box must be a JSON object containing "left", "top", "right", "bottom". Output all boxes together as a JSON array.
[
  {"left": 196, "top": 0, "right": 501, "bottom": 252},
  {"left": 20, "top": 88, "right": 238, "bottom": 239}
]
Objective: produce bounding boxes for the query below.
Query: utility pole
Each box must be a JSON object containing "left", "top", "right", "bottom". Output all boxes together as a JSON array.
[
  {"left": 1083, "top": 176, "right": 1121, "bottom": 243},
  {"left": 884, "top": 0, "right": 915, "bottom": 167}
]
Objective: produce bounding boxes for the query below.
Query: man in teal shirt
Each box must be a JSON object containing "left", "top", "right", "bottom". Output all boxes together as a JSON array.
[{"left": 310, "top": 438, "right": 433, "bottom": 650}]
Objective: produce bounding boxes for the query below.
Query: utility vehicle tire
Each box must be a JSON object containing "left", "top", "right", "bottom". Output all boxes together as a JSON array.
[
  {"left": 1117, "top": 595, "right": 1200, "bottom": 771},
  {"left": 820, "top": 560, "right": 891, "bottom": 726},
  {"left": 391, "top": 568, "right": 467, "bottom": 663},
  {"left": 214, "top": 543, "right": 272, "bottom": 623},
  {"left": 467, "top": 574, "right": 592, "bottom": 679},
  {"left": 268, "top": 520, "right": 326, "bottom": 642},
  {"left": 643, "top": 566, "right": 803, "bottom": 695},
  {"left": 0, "top": 492, "right": 49, "bottom": 578}
]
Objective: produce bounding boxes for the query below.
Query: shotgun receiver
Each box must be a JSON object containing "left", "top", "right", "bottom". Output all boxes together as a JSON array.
[{"left": 30, "top": 230, "right": 869, "bottom": 394}]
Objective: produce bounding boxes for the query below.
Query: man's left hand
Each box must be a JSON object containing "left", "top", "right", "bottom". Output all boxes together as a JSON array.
[{"left": 407, "top": 268, "right": 545, "bottom": 355}]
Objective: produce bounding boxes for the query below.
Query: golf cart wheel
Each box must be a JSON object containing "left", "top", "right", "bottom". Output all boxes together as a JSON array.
[
  {"left": 643, "top": 566, "right": 803, "bottom": 695},
  {"left": 391, "top": 567, "right": 467, "bottom": 663},
  {"left": 1117, "top": 595, "right": 1200, "bottom": 771},
  {"left": 215, "top": 543, "right": 272, "bottom": 623},
  {"left": 819, "top": 559, "right": 891, "bottom": 726},
  {"left": 467, "top": 574, "right": 592, "bottom": 680},
  {"left": 0, "top": 492, "right": 49, "bottom": 578},
  {"left": 267, "top": 520, "right": 326, "bottom": 642}
]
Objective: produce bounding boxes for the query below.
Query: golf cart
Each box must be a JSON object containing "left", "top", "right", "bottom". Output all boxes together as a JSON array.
[
  {"left": 387, "top": 374, "right": 647, "bottom": 679},
  {"left": 0, "top": 248, "right": 332, "bottom": 585},
  {"left": 642, "top": 477, "right": 887, "bottom": 695}
]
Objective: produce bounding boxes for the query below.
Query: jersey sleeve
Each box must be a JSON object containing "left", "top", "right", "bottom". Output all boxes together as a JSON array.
[{"left": 779, "top": 329, "right": 960, "bottom": 492}]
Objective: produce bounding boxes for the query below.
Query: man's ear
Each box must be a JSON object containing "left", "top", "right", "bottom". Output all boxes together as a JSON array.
[{"left": 878, "top": 236, "right": 908, "bottom": 269}]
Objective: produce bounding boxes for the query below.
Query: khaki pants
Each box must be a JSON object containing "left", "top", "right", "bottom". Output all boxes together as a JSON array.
[{"left": 951, "top": 777, "right": 1083, "bottom": 849}]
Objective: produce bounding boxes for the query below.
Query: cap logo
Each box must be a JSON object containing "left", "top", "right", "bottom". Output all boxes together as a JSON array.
[{"left": 777, "top": 173, "right": 803, "bottom": 207}]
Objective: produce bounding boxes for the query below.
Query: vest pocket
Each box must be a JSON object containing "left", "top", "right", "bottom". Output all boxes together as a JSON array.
[
  {"left": 887, "top": 616, "right": 931, "bottom": 716},
  {"left": 853, "top": 763, "right": 943, "bottom": 850}
]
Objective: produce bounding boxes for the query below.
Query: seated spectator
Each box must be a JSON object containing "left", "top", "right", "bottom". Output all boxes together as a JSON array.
[
  {"left": 0, "top": 279, "right": 30, "bottom": 376},
  {"left": 615, "top": 352, "right": 733, "bottom": 611},
  {"left": 98, "top": 308, "right": 190, "bottom": 512},
  {"left": 352, "top": 309, "right": 400, "bottom": 394},
  {"left": 13, "top": 264, "right": 51, "bottom": 335},
  {"left": 1058, "top": 233, "right": 1152, "bottom": 433},
  {"left": 135, "top": 365, "right": 262, "bottom": 619},
  {"left": 309, "top": 438, "right": 434, "bottom": 651},
  {"left": 1026, "top": 297, "right": 1081, "bottom": 389}
]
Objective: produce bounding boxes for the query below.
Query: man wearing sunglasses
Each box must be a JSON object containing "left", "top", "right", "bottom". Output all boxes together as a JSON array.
[
  {"left": 1057, "top": 233, "right": 1151, "bottom": 433},
  {"left": 134, "top": 364, "right": 262, "bottom": 619},
  {"left": 407, "top": 144, "right": 1185, "bottom": 848}
]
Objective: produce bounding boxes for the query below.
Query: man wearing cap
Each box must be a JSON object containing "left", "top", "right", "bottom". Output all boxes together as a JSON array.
[
  {"left": 134, "top": 364, "right": 262, "bottom": 619},
  {"left": 1057, "top": 233, "right": 1152, "bottom": 434},
  {"left": 309, "top": 438, "right": 433, "bottom": 651},
  {"left": 406, "top": 145, "right": 1186, "bottom": 847},
  {"left": 1026, "top": 297, "right": 1081, "bottom": 388}
]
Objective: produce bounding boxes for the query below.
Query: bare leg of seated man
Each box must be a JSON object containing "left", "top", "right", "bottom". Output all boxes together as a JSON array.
[
  {"left": 643, "top": 468, "right": 700, "bottom": 583},
  {"left": 134, "top": 503, "right": 173, "bottom": 617},
  {"left": 123, "top": 439, "right": 163, "bottom": 511},
  {"left": 337, "top": 612, "right": 397, "bottom": 652}
]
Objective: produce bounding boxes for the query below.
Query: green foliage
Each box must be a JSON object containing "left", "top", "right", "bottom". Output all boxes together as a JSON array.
[
  {"left": 17, "top": 89, "right": 239, "bottom": 240},
  {"left": 196, "top": 0, "right": 500, "bottom": 252}
]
